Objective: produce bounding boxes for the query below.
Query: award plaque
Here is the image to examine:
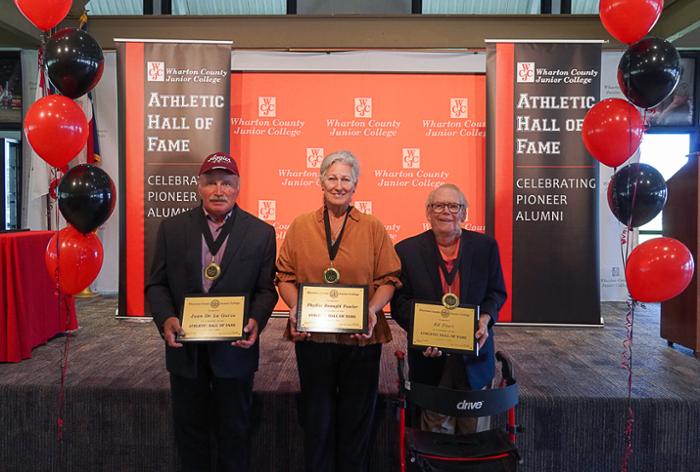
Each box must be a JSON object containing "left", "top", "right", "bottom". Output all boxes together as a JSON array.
[
  {"left": 177, "top": 294, "right": 247, "bottom": 342},
  {"left": 409, "top": 300, "right": 480, "bottom": 355},
  {"left": 297, "top": 284, "right": 368, "bottom": 334}
]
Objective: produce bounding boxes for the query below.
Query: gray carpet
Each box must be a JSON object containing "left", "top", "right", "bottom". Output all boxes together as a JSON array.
[{"left": 1, "top": 298, "right": 698, "bottom": 471}]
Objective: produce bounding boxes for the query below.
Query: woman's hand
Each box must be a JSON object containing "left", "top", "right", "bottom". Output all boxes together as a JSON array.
[
  {"left": 288, "top": 305, "right": 311, "bottom": 342},
  {"left": 351, "top": 309, "right": 377, "bottom": 340}
]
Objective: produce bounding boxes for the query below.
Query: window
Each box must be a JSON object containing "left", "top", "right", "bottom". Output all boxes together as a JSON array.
[
  {"left": 638, "top": 133, "right": 691, "bottom": 243},
  {"left": 422, "top": 0, "right": 541, "bottom": 14}
]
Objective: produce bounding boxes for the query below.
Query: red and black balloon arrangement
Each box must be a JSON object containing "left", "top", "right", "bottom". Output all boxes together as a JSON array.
[
  {"left": 584, "top": 1, "right": 694, "bottom": 471},
  {"left": 15, "top": 0, "right": 115, "bottom": 440}
]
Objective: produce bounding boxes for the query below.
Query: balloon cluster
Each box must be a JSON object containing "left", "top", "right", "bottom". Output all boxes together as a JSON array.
[
  {"left": 583, "top": 0, "right": 693, "bottom": 303},
  {"left": 16, "top": 0, "right": 115, "bottom": 294}
]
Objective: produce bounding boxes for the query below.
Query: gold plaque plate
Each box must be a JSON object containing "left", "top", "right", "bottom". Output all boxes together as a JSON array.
[
  {"left": 177, "top": 295, "right": 246, "bottom": 342},
  {"left": 410, "top": 300, "right": 479, "bottom": 355},
  {"left": 297, "top": 284, "right": 368, "bottom": 334}
]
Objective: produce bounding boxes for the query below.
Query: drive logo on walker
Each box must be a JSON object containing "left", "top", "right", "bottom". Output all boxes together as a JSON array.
[
  {"left": 354, "top": 97, "right": 372, "bottom": 118},
  {"left": 258, "top": 200, "right": 276, "bottom": 221},
  {"left": 402, "top": 148, "right": 420, "bottom": 169},
  {"left": 456, "top": 400, "right": 484, "bottom": 411},
  {"left": 258, "top": 96, "right": 276, "bottom": 117},
  {"left": 516, "top": 62, "right": 535, "bottom": 83},
  {"left": 450, "top": 98, "right": 468, "bottom": 118},
  {"left": 306, "top": 148, "right": 325, "bottom": 168},
  {"left": 147, "top": 61, "right": 165, "bottom": 82}
]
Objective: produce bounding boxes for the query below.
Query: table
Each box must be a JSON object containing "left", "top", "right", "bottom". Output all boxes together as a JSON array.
[{"left": 0, "top": 231, "right": 77, "bottom": 362}]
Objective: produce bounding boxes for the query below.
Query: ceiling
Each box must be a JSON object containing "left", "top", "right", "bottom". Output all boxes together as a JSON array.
[{"left": 0, "top": 0, "right": 697, "bottom": 49}]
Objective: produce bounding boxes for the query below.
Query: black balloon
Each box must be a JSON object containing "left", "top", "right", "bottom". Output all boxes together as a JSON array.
[
  {"left": 45, "top": 28, "right": 104, "bottom": 99},
  {"left": 617, "top": 37, "right": 681, "bottom": 109},
  {"left": 607, "top": 163, "right": 667, "bottom": 228},
  {"left": 58, "top": 164, "right": 115, "bottom": 234}
]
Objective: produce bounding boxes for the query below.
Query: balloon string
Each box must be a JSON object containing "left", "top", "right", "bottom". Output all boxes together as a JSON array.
[
  {"left": 56, "top": 302, "right": 72, "bottom": 443},
  {"left": 625, "top": 164, "right": 640, "bottom": 252},
  {"left": 53, "top": 164, "right": 70, "bottom": 442},
  {"left": 642, "top": 109, "right": 650, "bottom": 131},
  {"left": 618, "top": 109, "right": 641, "bottom": 469},
  {"left": 620, "top": 299, "right": 636, "bottom": 472},
  {"left": 619, "top": 227, "right": 628, "bottom": 271},
  {"left": 39, "top": 32, "right": 48, "bottom": 97}
]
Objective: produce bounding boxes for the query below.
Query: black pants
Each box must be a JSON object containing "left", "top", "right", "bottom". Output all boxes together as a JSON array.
[
  {"left": 170, "top": 347, "right": 254, "bottom": 472},
  {"left": 295, "top": 341, "right": 382, "bottom": 472}
]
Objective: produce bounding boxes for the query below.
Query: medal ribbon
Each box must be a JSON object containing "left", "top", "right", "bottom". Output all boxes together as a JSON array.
[
  {"left": 323, "top": 206, "right": 352, "bottom": 263},
  {"left": 199, "top": 205, "right": 237, "bottom": 259},
  {"left": 436, "top": 237, "right": 463, "bottom": 294}
]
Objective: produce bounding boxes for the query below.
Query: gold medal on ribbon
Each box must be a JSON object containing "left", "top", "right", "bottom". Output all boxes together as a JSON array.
[
  {"left": 442, "top": 292, "right": 459, "bottom": 309},
  {"left": 204, "top": 261, "right": 222, "bottom": 281},
  {"left": 323, "top": 267, "right": 341, "bottom": 284}
]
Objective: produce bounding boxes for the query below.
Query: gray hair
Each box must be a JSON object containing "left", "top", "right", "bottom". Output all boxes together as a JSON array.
[
  {"left": 426, "top": 183, "right": 469, "bottom": 209},
  {"left": 319, "top": 150, "right": 360, "bottom": 184}
]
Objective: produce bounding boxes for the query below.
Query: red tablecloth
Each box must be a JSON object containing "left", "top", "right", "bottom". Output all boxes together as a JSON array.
[{"left": 0, "top": 231, "right": 77, "bottom": 362}]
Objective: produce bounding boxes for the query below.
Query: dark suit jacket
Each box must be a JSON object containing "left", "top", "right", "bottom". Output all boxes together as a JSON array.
[
  {"left": 146, "top": 205, "right": 278, "bottom": 379},
  {"left": 391, "top": 230, "right": 506, "bottom": 390}
]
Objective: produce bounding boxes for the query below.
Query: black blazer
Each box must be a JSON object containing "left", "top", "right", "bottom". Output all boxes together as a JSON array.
[
  {"left": 146, "top": 205, "right": 278, "bottom": 379},
  {"left": 391, "top": 230, "right": 506, "bottom": 390}
]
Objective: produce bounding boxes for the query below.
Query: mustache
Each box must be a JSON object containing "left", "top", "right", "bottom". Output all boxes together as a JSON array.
[{"left": 208, "top": 197, "right": 229, "bottom": 203}]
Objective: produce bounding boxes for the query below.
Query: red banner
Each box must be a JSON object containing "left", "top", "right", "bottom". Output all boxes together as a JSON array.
[{"left": 117, "top": 40, "right": 231, "bottom": 317}]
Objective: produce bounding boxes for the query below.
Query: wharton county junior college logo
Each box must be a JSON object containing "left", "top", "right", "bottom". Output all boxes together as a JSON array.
[
  {"left": 517, "top": 62, "right": 535, "bottom": 83},
  {"left": 258, "top": 200, "right": 276, "bottom": 221},
  {"left": 258, "top": 97, "right": 276, "bottom": 117},
  {"left": 402, "top": 148, "right": 420, "bottom": 169},
  {"left": 450, "top": 98, "right": 468, "bottom": 118},
  {"left": 354, "top": 97, "right": 372, "bottom": 118},
  {"left": 147, "top": 61, "right": 165, "bottom": 82},
  {"left": 306, "top": 148, "right": 324, "bottom": 168},
  {"left": 355, "top": 201, "right": 372, "bottom": 215}
]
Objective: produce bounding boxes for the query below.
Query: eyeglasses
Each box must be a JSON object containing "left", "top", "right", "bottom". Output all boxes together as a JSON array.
[{"left": 428, "top": 202, "right": 464, "bottom": 214}]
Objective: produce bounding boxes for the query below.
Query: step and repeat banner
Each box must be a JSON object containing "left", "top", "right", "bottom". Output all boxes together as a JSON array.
[
  {"left": 116, "top": 40, "right": 232, "bottom": 317},
  {"left": 487, "top": 41, "right": 602, "bottom": 325},
  {"left": 114, "top": 45, "right": 606, "bottom": 322}
]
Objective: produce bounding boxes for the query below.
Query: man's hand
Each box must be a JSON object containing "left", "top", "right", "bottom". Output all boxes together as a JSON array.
[
  {"left": 475, "top": 314, "right": 492, "bottom": 349},
  {"left": 163, "top": 317, "right": 184, "bottom": 348},
  {"left": 422, "top": 346, "right": 443, "bottom": 357},
  {"left": 288, "top": 305, "right": 311, "bottom": 342},
  {"left": 232, "top": 319, "right": 259, "bottom": 349}
]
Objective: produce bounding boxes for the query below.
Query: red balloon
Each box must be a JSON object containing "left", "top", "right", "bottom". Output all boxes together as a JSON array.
[
  {"left": 24, "top": 95, "right": 88, "bottom": 168},
  {"left": 14, "top": 0, "right": 72, "bottom": 31},
  {"left": 45, "top": 226, "right": 103, "bottom": 295},
  {"left": 600, "top": 0, "right": 663, "bottom": 45},
  {"left": 626, "top": 237, "right": 694, "bottom": 303},
  {"left": 582, "top": 98, "right": 644, "bottom": 168}
]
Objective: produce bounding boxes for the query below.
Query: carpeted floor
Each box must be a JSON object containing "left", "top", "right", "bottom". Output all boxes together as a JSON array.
[{"left": 1, "top": 298, "right": 698, "bottom": 471}]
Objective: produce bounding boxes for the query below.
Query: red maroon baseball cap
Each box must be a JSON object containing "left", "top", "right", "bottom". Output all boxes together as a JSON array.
[{"left": 199, "top": 152, "right": 239, "bottom": 176}]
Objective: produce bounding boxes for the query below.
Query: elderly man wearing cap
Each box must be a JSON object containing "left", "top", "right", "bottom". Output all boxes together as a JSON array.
[{"left": 146, "top": 152, "right": 278, "bottom": 472}]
